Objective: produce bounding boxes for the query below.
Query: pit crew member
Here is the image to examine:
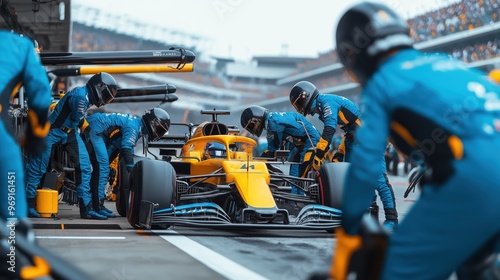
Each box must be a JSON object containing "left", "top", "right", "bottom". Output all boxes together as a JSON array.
[
  {"left": 0, "top": 32, "right": 52, "bottom": 219},
  {"left": 331, "top": 2, "right": 500, "bottom": 279},
  {"left": 289, "top": 81, "right": 398, "bottom": 229},
  {"left": 81, "top": 108, "right": 170, "bottom": 217},
  {"left": 25, "top": 72, "right": 117, "bottom": 219},
  {"left": 241, "top": 105, "right": 320, "bottom": 194}
]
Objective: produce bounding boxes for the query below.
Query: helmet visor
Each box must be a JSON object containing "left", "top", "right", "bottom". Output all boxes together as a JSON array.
[
  {"left": 244, "top": 117, "right": 263, "bottom": 137},
  {"left": 206, "top": 142, "right": 227, "bottom": 159},
  {"left": 94, "top": 83, "right": 117, "bottom": 107},
  {"left": 291, "top": 92, "right": 308, "bottom": 115},
  {"left": 210, "top": 149, "right": 226, "bottom": 158},
  {"left": 150, "top": 118, "right": 169, "bottom": 141}
]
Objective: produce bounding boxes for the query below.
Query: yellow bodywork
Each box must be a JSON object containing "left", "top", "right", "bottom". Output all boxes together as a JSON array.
[
  {"left": 223, "top": 161, "right": 275, "bottom": 208},
  {"left": 179, "top": 134, "right": 276, "bottom": 209}
]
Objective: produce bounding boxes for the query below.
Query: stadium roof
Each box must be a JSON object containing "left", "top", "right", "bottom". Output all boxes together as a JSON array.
[
  {"left": 225, "top": 63, "right": 295, "bottom": 80},
  {"left": 252, "top": 56, "right": 313, "bottom": 66},
  {"left": 72, "top": 3, "right": 210, "bottom": 52},
  {"left": 276, "top": 63, "right": 344, "bottom": 86},
  {"left": 211, "top": 56, "right": 235, "bottom": 63}
]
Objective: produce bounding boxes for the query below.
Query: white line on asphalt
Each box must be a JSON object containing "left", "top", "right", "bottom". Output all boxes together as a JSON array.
[
  {"left": 153, "top": 229, "right": 269, "bottom": 280},
  {"left": 35, "top": 236, "right": 126, "bottom": 240}
]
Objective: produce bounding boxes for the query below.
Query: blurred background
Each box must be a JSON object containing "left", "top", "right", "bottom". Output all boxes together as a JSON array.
[{"left": 2, "top": 0, "right": 500, "bottom": 135}]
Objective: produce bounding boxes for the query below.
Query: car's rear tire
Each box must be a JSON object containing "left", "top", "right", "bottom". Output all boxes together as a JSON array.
[
  {"left": 115, "top": 158, "right": 129, "bottom": 217},
  {"left": 127, "top": 160, "right": 175, "bottom": 228},
  {"left": 317, "top": 162, "right": 350, "bottom": 209}
]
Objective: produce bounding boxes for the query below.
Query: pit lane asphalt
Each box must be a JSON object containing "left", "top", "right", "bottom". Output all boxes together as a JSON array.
[{"left": 32, "top": 175, "right": 416, "bottom": 280}]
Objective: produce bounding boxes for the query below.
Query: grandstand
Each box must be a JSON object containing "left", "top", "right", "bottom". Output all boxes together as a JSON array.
[
  {"left": 66, "top": 0, "right": 500, "bottom": 131},
  {"left": 243, "top": 0, "right": 500, "bottom": 119},
  {"left": 7, "top": 0, "right": 498, "bottom": 131}
]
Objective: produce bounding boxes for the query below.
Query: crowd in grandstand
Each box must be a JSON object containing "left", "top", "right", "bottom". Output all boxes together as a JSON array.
[
  {"left": 286, "top": 0, "right": 500, "bottom": 91},
  {"left": 452, "top": 38, "right": 500, "bottom": 62},
  {"left": 408, "top": 0, "right": 500, "bottom": 42}
]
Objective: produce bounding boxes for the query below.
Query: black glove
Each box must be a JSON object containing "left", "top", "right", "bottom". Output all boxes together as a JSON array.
[
  {"left": 108, "top": 169, "right": 116, "bottom": 185},
  {"left": 260, "top": 150, "right": 273, "bottom": 158},
  {"left": 81, "top": 126, "right": 90, "bottom": 143},
  {"left": 332, "top": 152, "right": 345, "bottom": 162},
  {"left": 120, "top": 148, "right": 134, "bottom": 172},
  {"left": 23, "top": 109, "right": 50, "bottom": 157}
]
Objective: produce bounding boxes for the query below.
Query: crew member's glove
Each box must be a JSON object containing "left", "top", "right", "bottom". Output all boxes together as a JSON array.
[
  {"left": 81, "top": 126, "right": 90, "bottom": 143},
  {"left": 23, "top": 109, "right": 50, "bottom": 156},
  {"left": 331, "top": 215, "right": 388, "bottom": 280},
  {"left": 333, "top": 138, "right": 346, "bottom": 163},
  {"left": 260, "top": 150, "right": 273, "bottom": 158},
  {"left": 120, "top": 148, "right": 134, "bottom": 174},
  {"left": 331, "top": 227, "right": 362, "bottom": 280},
  {"left": 108, "top": 169, "right": 116, "bottom": 185},
  {"left": 312, "top": 155, "right": 323, "bottom": 171},
  {"left": 332, "top": 152, "right": 344, "bottom": 163}
]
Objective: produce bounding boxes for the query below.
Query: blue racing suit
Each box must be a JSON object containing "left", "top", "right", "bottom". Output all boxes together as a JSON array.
[
  {"left": 84, "top": 113, "right": 143, "bottom": 202},
  {"left": 265, "top": 112, "right": 320, "bottom": 178},
  {"left": 311, "top": 94, "right": 397, "bottom": 220},
  {"left": 343, "top": 49, "right": 500, "bottom": 279},
  {"left": 0, "top": 31, "right": 52, "bottom": 219},
  {"left": 25, "top": 86, "right": 93, "bottom": 205}
]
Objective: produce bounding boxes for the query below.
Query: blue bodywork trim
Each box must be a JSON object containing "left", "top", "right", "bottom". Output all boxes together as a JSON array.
[{"left": 153, "top": 202, "right": 223, "bottom": 214}]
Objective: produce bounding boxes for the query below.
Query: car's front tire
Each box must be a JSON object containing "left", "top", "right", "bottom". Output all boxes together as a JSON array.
[
  {"left": 317, "top": 162, "right": 350, "bottom": 209},
  {"left": 127, "top": 160, "right": 175, "bottom": 228}
]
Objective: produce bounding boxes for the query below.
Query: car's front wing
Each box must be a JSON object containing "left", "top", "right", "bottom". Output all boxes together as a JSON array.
[{"left": 137, "top": 201, "right": 342, "bottom": 230}]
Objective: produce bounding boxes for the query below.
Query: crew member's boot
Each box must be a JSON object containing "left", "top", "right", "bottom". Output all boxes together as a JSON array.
[
  {"left": 96, "top": 198, "right": 116, "bottom": 218},
  {"left": 27, "top": 198, "right": 41, "bottom": 218},
  {"left": 79, "top": 199, "right": 107, "bottom": 220},
  {"left": 383, "top": 208, "right": 399, "bottom": 231}
]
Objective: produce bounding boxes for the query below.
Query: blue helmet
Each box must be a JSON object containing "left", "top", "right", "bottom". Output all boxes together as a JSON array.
[{"left": 204, "top": 142, "right": 227, "bottom": 159}]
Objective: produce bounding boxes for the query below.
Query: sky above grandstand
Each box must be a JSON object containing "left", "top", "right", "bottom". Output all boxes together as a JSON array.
[{"left": 74, "top": 0, "right": 458, "bottom": 61}]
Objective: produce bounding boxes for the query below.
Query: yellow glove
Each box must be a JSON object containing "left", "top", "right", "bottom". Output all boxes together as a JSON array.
[
  {"left": 312, "top": 155, "right": 323, "bottom": 170},
  {"left": 332, "top": 152, "right": 344, "bottom": 162},
  {"left": 330, "top": 227, "right": 362, "bottom": 280}
]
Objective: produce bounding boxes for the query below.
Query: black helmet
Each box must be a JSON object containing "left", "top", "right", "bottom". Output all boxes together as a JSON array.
[
  {"left": 142, "top": 108, "right": 170, "bottom": 141},
  {"left": 204, "top": 142, "right": 227, "bottom": 159},
  {"left": 336, "top": 2, "right": 412, "bottom": 85},
  {"left": 241, "top": 105, "right": 268, "bottom": 137},
  {"left": 86, "top": 72, "right": 118, "bottom": 107},
  {"left": 289, "top": 81, "right": 318, "bottom": 116}
]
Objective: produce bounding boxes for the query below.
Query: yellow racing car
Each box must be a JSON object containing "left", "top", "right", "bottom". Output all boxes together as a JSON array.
[{"left": 119, "top": 110, "right": 346, "bottom": 231}]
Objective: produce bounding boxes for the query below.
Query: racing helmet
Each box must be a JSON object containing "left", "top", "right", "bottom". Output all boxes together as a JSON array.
[
  {"left": 204, "top": 142, "right": 227, "bottom": 159},
  {"left": 335, "top": 2, "right": 413, "bottom": 85},
  {"left": 289, "top": 81, "right": 319, "bottom": 116},
  {"left": 142, "top": 108, "right": 171, "bottom": 141},
  {"left": 86, "top": 72, "right": 118, "bottom": 107},
  {"left": 240, "top": 105, "right": 268, "bottom": 137}
]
